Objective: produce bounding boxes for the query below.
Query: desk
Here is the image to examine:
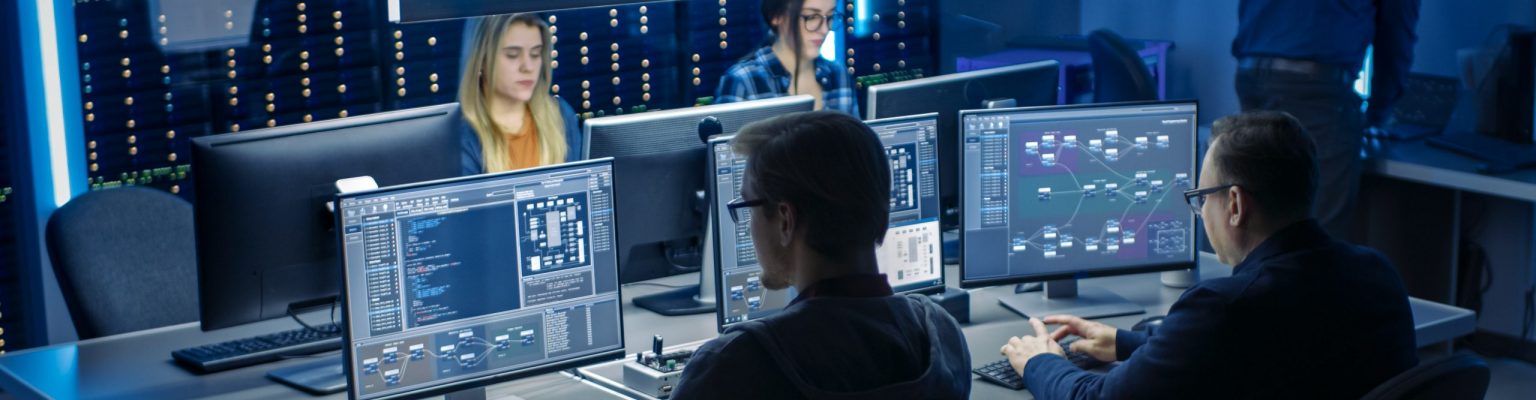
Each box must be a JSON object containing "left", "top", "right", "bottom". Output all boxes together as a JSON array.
[
  {"left": 578, "top": 252, "right": 1476, "bottom": 400},
  {"left": 1359, "top": 137, "right": 1536, "bottom": 311},
  {"left": 1365, "top": 138, "right": 1536, "bottom": 202},
  {"left": 0, "top": 253, "right": 1474, "bottom": 399},
  {"left": 0, "top": 317, "right": 614, "bottom": 399}
]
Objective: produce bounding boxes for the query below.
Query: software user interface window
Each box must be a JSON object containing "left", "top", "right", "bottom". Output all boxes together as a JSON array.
[{"left": 338, "top": 162, "right": 622, "bottom": 399}]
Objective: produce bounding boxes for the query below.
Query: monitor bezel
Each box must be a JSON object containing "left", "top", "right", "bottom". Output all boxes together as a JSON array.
[
  {"left": 334, "top": 157, "right": 626, "bottom": 400},
  {"left": 191, "top": 102, "right": 464, "bottom": 332},
  {"left": 580, "top": 95, "right": 816, "bottom": 284},
  {"left": 955, "top": 100, "right": 1201, "bottom": 289},
  {"left": 864, "top": 60, "right": 1062, "bottom": 121},
  {"left": 582, "top": 95, "right": 817, "bottom": 160}
]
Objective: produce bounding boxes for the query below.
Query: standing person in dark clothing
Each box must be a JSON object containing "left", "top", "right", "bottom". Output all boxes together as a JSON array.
[
  {"left": 1232, "top": 0, "right": 1420, "bottom": 238},
  {"left": 999, "top": 112, "right": 1418, "bottom": 399}
]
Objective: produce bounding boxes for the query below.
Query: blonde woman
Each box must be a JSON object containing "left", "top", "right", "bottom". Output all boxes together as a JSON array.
[{"left": 460, "top": 13, "right": 582, "bottom": 175}]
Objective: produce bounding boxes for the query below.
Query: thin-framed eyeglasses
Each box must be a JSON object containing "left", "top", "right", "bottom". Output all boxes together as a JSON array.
[
  {"left": 799, "top": 12, "right": 842, "bottom": 31},
  {"left": 1183, "top": 184, "right": 1237, "bottom": 217}
]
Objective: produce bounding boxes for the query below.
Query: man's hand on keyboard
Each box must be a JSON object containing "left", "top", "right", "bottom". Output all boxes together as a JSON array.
[{"left": 1044, "top": 314, "right": 1117, "bottom": 363}]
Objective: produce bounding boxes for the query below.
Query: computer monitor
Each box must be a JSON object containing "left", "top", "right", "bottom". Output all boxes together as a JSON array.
[
  {"left": 867, "top": 60, "right": 1061, "bottom": 232},
  {"left": 958, "top": 101, "right": 1198, "bottom": 320},
  {"left": 709, "top": 113, "right": 946, "bottom": 330},
  {"left": 584, "top": 95, "right": 814, "bottom": 315},
  {"left": 336, "top": 159, "right": 624, "bottom": 400},
  {"left": 191, "top": 103, "right": 464, "bottom": 331}
]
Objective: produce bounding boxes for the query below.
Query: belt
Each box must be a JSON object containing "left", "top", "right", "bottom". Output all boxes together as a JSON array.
[{"left": 1238, "top": 57, "right": 1358, "bottom": 85}]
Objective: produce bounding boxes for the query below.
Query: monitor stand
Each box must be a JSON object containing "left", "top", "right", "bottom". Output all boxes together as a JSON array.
[
  {"left": 997, "top": 279, "right": 1144, "bottom": 320},
  {"left": 267, "top": 354, "right": 347, "bottom": 395},
  {"left": 632, "top": 213, "right": 718, "bottom": 316}
]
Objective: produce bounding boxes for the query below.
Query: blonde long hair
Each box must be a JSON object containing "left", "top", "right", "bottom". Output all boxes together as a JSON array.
[{"left": 459, "top": 13, "right": 567, "bottom": 171}]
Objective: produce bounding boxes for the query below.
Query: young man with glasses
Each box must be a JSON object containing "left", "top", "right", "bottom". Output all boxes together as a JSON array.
[
  {"left": 998, "top": 111, "right": 1418, "bottom": 398},
  {"left": 671, "top": 111, "right": 970, "bottom": 399},
  {"left": 713, "top": 0, "right": 859, "bottom": 116}
]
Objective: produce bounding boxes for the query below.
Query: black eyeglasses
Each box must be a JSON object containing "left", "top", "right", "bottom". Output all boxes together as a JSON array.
[
  {"left": 799, "top": 12, "right": 842, "bottom": 32},
  {"left": 726, "top": 197, "right": 767, "bottom": 224},
  {"left": 1182, "top": 184, "right": 1236, "bottom": 217}
]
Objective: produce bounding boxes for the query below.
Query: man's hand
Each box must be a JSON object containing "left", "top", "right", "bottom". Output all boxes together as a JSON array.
[
  {"left": 1044, "top": 314, "right": 1118, "bottom": 362},
  {"left": 1000, "top": 318, "right": 1065, "bottom": 377}
]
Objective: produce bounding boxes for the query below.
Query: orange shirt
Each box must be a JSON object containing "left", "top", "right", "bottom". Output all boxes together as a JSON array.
[{"left": 504, "top": 107, "right": 540, "bottom": 171}]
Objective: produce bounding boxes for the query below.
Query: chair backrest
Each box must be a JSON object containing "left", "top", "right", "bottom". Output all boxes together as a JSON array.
[
  {"left": 1360, "top": 353, "right": 1491, "bottom": 400},
  {"left": 46, "top": 187, "right": 198, "bottom": 339},
  {"left": 1088, "top": 29, "right": 1158, "bottom": 103}
]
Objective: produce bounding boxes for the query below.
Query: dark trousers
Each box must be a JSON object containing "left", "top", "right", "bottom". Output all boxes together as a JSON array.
[{"left": 1236, "top": 68, "right": 1365, "bottom": 239}]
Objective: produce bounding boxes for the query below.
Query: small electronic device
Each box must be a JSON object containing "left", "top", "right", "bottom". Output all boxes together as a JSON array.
[{"left": 621, "top": 335, "right": 705, "bottom": 399}]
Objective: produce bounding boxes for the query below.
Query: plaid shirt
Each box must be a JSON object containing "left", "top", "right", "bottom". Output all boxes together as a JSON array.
[{"left": 714, "top": 44, "right": 860, "bottom": 117}]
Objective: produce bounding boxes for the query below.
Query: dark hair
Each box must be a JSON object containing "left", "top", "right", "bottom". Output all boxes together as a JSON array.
[
  {"left": 761, "top": 0, "right": 807, "bottom": 93},
  {"left": 733, "top": 111, "right": 891, "bottom": 262},
  {"left": 1208, "top": 111, "right": 1319, "bottom": 220}
]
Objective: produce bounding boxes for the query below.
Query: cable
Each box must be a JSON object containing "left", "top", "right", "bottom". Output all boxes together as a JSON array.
[
  {"left": 288, "top": 307, "right": 326, "bottom": 333},
  {"left": 287, "top": 298, "right": 340, "bottom": 333}
]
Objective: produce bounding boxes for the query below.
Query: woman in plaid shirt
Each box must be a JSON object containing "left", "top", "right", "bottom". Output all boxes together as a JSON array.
[{"left": 714, "top": 0, "right": 860, "bottom": 117}]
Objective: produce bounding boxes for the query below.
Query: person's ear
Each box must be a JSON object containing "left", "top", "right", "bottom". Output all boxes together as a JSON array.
[
  {"left": 776, "top": 202, "right": 796, "bottom": 247},
  {"left": 1226, "top": 186, "right": 1245, "bottom": 228},
  {"left": 770, "top": 14, "right": 787, "bottom": 33}
]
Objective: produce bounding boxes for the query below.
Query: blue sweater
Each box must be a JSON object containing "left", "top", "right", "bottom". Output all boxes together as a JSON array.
[
  {"left": 1024, "top": 220, "right": 1418, "bottom": 399},
  {"left": 460, "top": 96, "right": 585, "bottom": 176}
]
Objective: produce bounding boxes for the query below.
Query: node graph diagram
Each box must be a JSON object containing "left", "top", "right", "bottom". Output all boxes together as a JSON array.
[
  {"left": 356, "top": 315, "right": 544, "bottom": 390},
  {"left": 1008, "top": 120, "right": 1194, "bottom": 265}
]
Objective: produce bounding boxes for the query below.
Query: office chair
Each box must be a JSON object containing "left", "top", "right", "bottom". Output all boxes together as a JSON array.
[
  {"left": 46, "top": 187, "right": 198, "bottom": 339},
  {"left": 1360, "top": 353, "right": 1490, "bottom": 400},
  {"left": 1087, "top": 29, "right": 1158, "bottom": 103}
]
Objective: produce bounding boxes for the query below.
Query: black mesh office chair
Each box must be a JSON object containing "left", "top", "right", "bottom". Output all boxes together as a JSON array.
[
  {"left": 46, "top": 187, "right": 198, "bottom": 339},
  {"left": 1088, "top": 29, "right": 1158, "bottom": 103},
  {"left": 1360, "top": 353, "right": 1491, "bottom": 400}
]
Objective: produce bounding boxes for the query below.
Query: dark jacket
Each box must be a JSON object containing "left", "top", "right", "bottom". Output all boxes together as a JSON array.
[
  {"left": 671, "top": 293, "right": 971, "bottom": 400},
  {"left": 459, "top": 96, "right": 584, "bottom": 175},
  {"left": 1025, "top": 220, "right": 1418, "bottom": 399},
  {"left": 1232, "top": 0, "right": 1420, "bottom": 124}
]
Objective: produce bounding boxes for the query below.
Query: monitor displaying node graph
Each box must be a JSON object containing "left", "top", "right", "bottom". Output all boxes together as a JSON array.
[
  {"left": 959, "top": 102, "right": 1199, "bottom": 287},
  {"left": 336, "top": 159, "right": 623, "bottom": 400}
]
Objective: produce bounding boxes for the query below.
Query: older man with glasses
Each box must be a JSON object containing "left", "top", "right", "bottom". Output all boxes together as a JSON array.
[{"left": 999, "top": 111, "right": 1418, "bottom": 399}]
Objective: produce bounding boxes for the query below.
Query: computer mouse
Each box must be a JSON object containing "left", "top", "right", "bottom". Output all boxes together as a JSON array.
[{"left": 1132, "top": 316, "right": 1165, "bottom": 332}]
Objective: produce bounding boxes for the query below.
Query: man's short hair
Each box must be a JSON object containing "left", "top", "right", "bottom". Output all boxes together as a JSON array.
[
  {"left": 732, "top": 111, "right": 891, "bottom": 261},
  {"left": 1209, "top": 111, "right": 1319, "bottom": 220}
]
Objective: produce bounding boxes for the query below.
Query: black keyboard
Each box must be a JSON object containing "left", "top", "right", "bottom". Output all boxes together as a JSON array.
[
  {"left": 1427, "top": 134, "right": 1536, "bottom": 174},
  {"left": 172, "top": 323, "right": 343, "bottom": 373},
  {"left": 972, "top": 338, "right": 1111, "bottom": 390},
  {"left": 1060, "top": 337, "right": 1111, "bottom": 370},
  {"left": 974, "top": 359, "right": 1027, "bottom": 390}
]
